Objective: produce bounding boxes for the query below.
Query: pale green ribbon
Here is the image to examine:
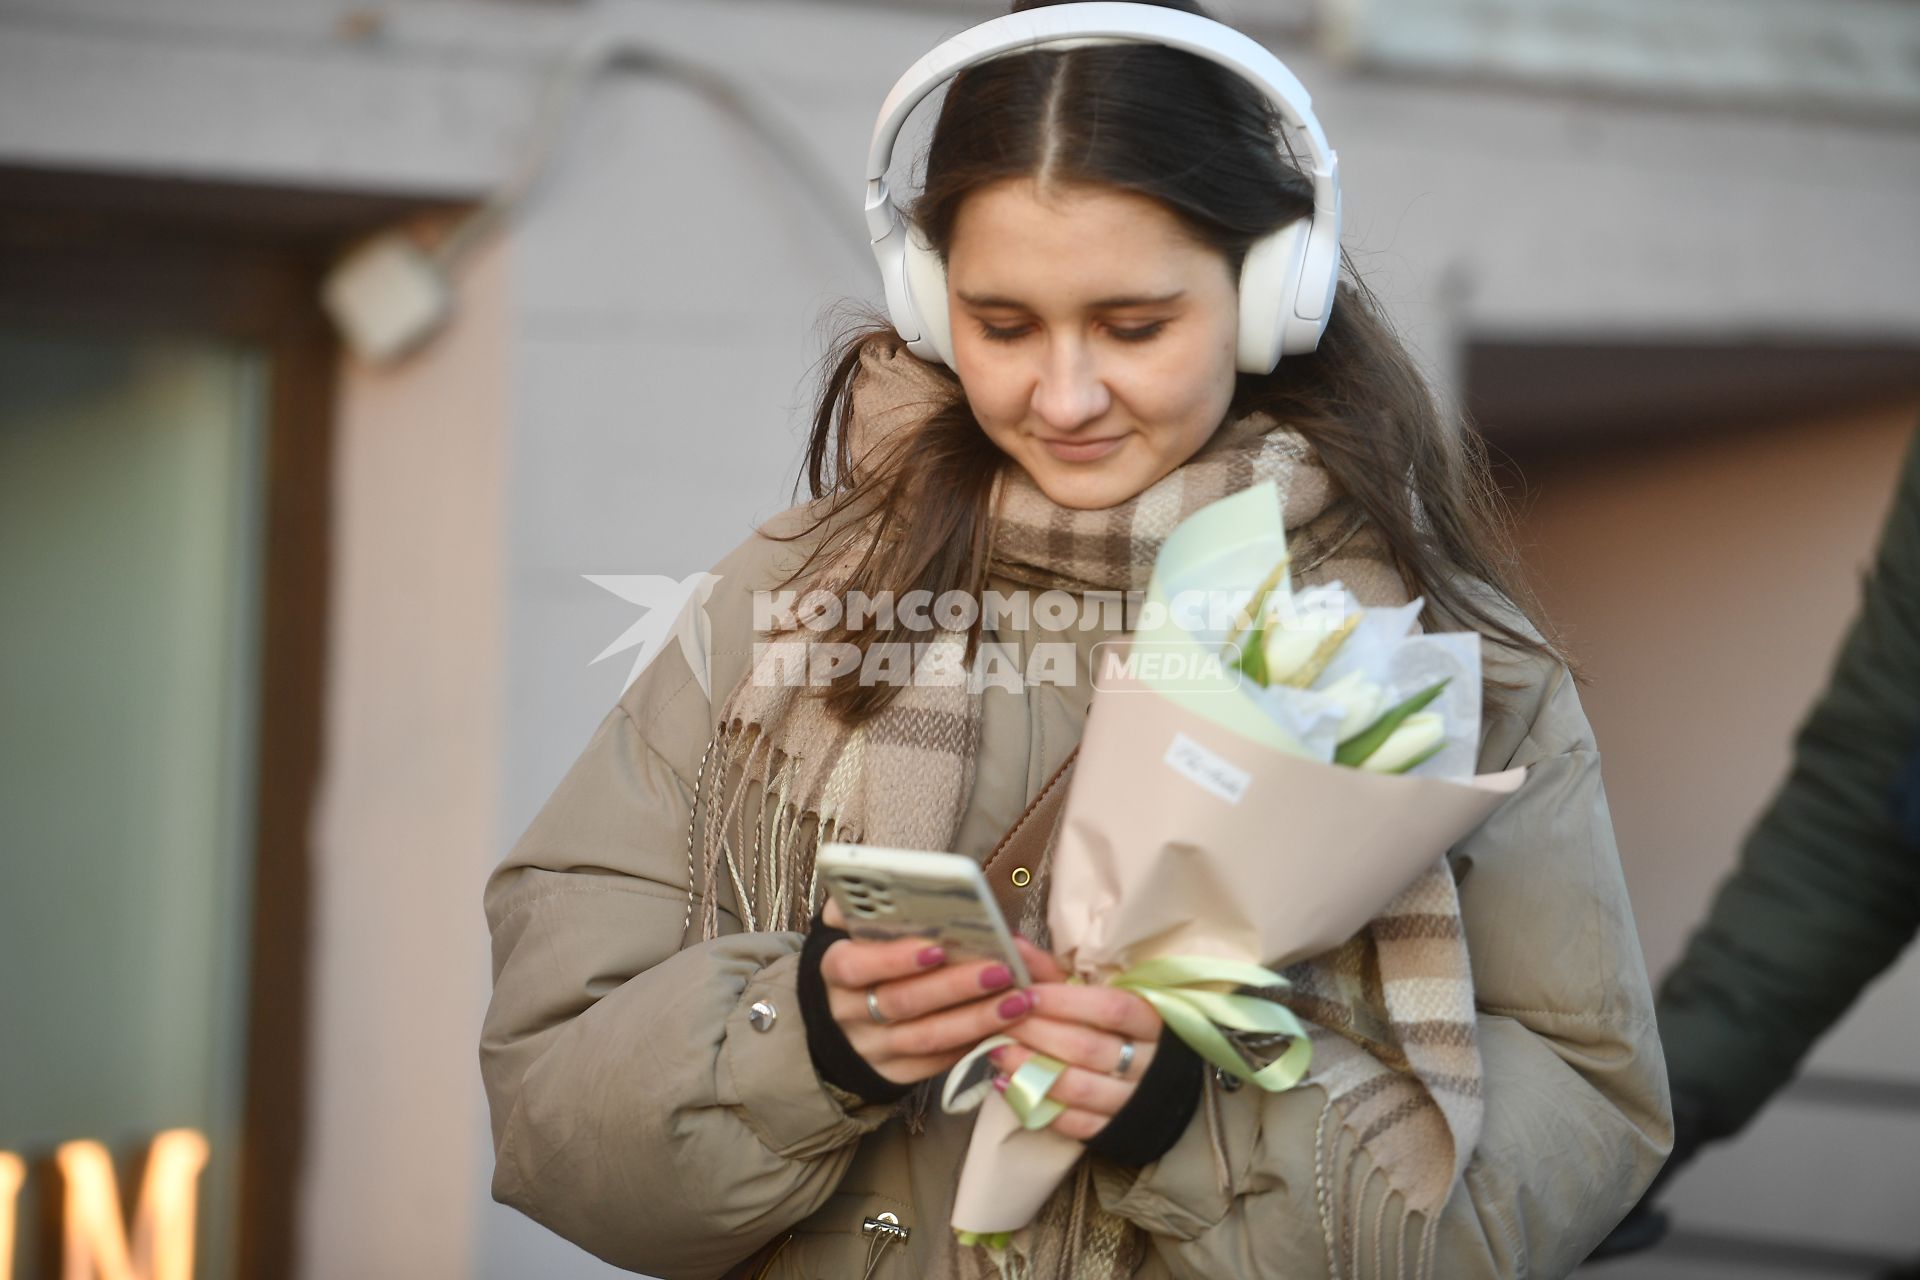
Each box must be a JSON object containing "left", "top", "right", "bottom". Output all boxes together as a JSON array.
[
  {"left": 1111, "top": 955, "right": 1314, "bottom": 1092},
  {"left": 940, "top": 955, "right": 1314, "bottom": 1138}
]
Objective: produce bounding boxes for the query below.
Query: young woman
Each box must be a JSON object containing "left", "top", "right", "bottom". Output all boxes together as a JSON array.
[{"left": 480, "top": 2, "right": 1671, "bottom": 1276}]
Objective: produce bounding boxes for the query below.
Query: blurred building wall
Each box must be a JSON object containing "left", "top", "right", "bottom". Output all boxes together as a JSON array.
[
  {"left": 1516, "top": 397, "right": 1920, "bottom": 1274},
  {"left": 302, "top": 228, "right": 510, "bottom": 1279}
]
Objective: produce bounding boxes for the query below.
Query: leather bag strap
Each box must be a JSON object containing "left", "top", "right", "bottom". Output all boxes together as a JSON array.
[{"left": 980, "top": 746, "right": 1079, "bottom": 925}]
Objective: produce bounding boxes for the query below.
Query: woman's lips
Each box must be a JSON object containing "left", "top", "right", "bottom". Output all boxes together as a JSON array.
[{"left": 1038, "top": 434, "right": 1127, "bottom": 463}]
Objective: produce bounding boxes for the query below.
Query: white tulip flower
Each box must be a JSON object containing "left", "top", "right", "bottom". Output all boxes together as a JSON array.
[
  {"left": 1256, "top": 600, "right": 1359, "bottom": 688},
  {"left": 1320, "top": 671, "right": 1388, "bottom": 743},
  {"left": 1356, "top": 711, "right": 1446, "bottom": 774}
]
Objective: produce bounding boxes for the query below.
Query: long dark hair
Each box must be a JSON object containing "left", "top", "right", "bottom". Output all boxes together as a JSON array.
[{"left": 783, "top": 0, "right": 1565, "bottom": 723}]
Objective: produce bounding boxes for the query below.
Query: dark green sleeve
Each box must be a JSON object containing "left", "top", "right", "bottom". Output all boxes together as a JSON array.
[{"left": 1656, "top": 421, "right": 1920, "bottom": 1141}]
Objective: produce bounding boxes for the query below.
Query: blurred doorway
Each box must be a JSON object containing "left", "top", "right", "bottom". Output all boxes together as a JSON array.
[
  {"left": 0, "top": 169, "right": 345, "bottom": 1280},
  {"left": 0, "top": 327, "right": 266, "bottom": 1280}
]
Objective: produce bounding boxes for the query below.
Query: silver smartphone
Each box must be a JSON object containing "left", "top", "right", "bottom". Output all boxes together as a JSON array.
[{"left": 816, "top": 843, "right": 1031, "bottom": 987}]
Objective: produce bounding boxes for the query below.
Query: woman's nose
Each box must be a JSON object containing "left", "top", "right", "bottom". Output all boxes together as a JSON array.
[{"left": 1030, "top": 340, "right": 1112, "bottom": 432}]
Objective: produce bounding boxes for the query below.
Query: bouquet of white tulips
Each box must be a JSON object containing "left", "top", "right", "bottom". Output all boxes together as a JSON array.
[{"left": 943, "top": 481, "right": 1525, "bottom": 1250}]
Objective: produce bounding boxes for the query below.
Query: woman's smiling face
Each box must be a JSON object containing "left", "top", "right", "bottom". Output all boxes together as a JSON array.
[{"left": 945, "top": 177, "right": 1241, "bottom": 511}]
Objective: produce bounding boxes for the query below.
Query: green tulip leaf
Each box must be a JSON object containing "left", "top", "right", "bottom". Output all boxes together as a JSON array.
[
  {"left": 1232, "top": 624, "right": 1270, "bottom": 685},
  {"left": 1223, "top": 560, "right": 1290, "bottom": 687}
]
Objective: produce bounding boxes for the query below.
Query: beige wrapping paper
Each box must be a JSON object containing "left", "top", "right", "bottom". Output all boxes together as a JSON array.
[{"left": 948, "top": 666, "right": 1525, "bottom": 1236}]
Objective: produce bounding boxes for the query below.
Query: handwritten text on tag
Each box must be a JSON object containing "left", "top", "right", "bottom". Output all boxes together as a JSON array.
[{"left": 1163, "top": 732, "right": 1250, "bottom": 805}]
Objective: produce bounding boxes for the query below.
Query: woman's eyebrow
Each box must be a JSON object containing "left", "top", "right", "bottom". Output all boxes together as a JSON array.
[{"left": 956, "top": 290, "right": 1187, "bottom": 309}]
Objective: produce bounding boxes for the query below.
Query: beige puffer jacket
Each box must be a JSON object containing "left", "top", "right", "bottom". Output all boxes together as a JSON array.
[{"left": 480, "top": 507, "right": 1672, "bottom": 1279}]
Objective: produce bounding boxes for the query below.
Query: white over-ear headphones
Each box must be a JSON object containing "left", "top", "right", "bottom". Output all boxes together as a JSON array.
[{"left": 864, "top": 1, "right": 1341, "bottom": 375}]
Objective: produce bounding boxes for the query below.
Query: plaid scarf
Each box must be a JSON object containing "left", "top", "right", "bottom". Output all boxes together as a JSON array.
[{"left": 694, "top": 339, "right": 1483, "bottom": 1278}]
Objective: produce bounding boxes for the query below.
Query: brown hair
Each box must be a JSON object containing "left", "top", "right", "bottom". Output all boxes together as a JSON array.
[{"left": 783, "top": 0, "right": 1564, "bottom": 723}]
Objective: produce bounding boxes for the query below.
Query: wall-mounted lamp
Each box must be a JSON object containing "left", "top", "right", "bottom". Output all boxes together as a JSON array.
[{"left": 321, "top": 30, "right": 867, "bottom": 365}]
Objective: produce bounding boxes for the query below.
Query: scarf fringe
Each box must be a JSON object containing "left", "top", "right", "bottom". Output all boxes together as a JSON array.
[
  {"left": 692, "top": 721, "right": 853, "bottom": 941},
  {"left": 1316, "top": 1097, "right": 1449, "bottom": 1280}
]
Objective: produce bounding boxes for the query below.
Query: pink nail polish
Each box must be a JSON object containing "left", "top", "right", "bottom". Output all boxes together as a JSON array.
[
  {"left": 992, "top": 1075, "right": 1009, "bottom": 1093},
  {"left": 997, "top": 992, "right": 1031, "bottom": 1019},
  {"left": 916, "top": 946, "right": 947, "bottom": 968},
  {"left": 979, "top": 964, "right": 1013, "bottom": 990},
  {"left": 987, "top": 1045, "right": 1006, "bottom": 1064}
]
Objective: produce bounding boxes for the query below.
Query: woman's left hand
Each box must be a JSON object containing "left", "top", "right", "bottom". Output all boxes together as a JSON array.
[{"left": 988, "top": 950, "right": 1165, "bottom": 1142}]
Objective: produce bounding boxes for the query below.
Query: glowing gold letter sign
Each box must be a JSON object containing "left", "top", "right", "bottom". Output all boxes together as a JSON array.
[
  {"left": 0, "top": 1131, "right": 207, "bottom": 1280},
  {"left": 1, "top": 1152, "right": 24, "bottom": 1280},
  {"left": 59, "top": 1130, "right": 209, "bottom": 1280}
]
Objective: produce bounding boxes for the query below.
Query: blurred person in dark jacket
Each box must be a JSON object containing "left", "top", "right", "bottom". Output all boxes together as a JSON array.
[{"left": 1593, "top": 419, "right": 1920, "bottom": 1275}]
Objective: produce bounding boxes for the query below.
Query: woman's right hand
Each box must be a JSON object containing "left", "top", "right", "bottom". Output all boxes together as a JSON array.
[{"left": 818, "top": 898, "right": 1065, "bottom": 1085}]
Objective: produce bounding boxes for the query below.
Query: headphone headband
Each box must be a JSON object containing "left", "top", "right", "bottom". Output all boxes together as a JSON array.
[
  {"left": 865, "top": 3, "right": 1335, "bottom": 235},
  {"left": 865, "top": 2, "right": 1342, "bottom": 372}
]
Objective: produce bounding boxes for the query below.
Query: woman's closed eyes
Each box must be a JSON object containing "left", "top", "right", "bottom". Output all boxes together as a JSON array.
[{"left": 974, "top": 319, "right": 1171, "bottom": 344}]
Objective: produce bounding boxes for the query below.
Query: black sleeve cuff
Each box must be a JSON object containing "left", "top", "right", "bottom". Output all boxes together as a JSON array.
[
  {"left": 795, "top": 914, "right": 914, "bottom": 1106},
  {"left": 1085, "top": 1024, "right": 1206, "bottom": 1167}
]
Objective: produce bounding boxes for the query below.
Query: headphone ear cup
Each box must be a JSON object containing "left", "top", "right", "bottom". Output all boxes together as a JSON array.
[
  {"left": 1236, "top": 219, "right": 1310, "bottom": 373},
  {"left": 1280, "top": 204, "right": 1341, "bottom": 357},
  {"left": 874, "top": 220, "right": 924, "bottom": 354},
  {"left": 902, "top": 226, "right": 955, "bottom": 367}
]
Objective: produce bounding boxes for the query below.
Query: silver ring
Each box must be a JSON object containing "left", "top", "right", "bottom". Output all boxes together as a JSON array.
[
  {"left": 866, "top": 986, "right": 891, "bottom": 1026},
  {"left": 1112, "top": 1039, "right": 1136, "bottom": 1078}
]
